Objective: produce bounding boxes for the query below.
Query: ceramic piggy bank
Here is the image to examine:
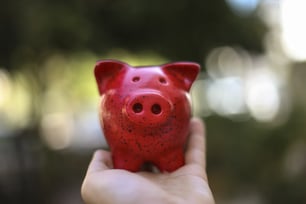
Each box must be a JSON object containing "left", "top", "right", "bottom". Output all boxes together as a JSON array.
[{"left": 94, "top": 60, "right": 200, "bottom": 172}]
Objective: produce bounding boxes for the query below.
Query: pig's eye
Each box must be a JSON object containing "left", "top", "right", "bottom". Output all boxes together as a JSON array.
[
  {"left": 132, "top": 76, "right": 140, "bottom": 82},
  {"left": 159, "top": 77, "right": 167, "bottom": 84}
]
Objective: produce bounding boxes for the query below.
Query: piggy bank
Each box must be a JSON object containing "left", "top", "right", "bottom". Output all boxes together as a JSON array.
[{"left": 94, "top": 60, "right": 200, "bottom": 172}]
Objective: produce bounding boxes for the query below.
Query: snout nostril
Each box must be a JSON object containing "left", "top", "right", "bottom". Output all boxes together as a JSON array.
[
  {"left": 133, "top": 103, "right": 143, "bottom": 113},
  {"left": 151, "top": 104, "right": 162, "bottom": 114}
]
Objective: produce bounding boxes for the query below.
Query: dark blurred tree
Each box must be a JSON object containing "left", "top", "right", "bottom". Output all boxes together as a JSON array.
[
  {"left": 0, "top": 0, "right": 266, "bottom": 70},
  {"left": 1, "top": 1, "right": 280, "bottom": 204},
  {"left": 1, "top": 0, "right": 306, "bottom": 203},
  {"left": 0, "top": 1, "right": 21, "bottom": 67}
]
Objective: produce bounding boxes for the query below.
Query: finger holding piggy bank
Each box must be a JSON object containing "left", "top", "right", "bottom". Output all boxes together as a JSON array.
[{"left": 94, "top": 60, "right": 200, "bottom": 172}]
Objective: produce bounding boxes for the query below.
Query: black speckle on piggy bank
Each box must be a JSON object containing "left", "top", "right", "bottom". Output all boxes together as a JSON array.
[{"left": 94, "top": 60, "right": 200, "bottom": 172}]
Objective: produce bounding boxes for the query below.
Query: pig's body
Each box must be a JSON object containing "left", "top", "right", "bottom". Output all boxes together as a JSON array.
[{"left": 95, "top": 60, "right": 199, "bottom": 172}]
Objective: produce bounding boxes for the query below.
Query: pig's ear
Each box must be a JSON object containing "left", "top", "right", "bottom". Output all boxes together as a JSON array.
[
  {"left": 94, "top": 60, "right": 128, "bottom": 95},
  {"left": 162, "top": 62, "right": 200, "bottom": 91}
]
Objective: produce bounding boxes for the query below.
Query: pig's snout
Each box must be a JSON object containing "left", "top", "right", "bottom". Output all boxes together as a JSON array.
[{"left": 125, "top": 91, "right": 172, "bottom": 125}]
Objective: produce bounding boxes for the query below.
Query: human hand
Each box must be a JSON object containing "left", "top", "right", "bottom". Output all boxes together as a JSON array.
[{"left": 81, "top": 117, "right": 215, "bottom": 204}]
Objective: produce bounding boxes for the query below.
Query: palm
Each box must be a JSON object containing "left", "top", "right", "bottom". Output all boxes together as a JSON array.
[{"left": 81, "top": 118, "right": 215, "bottom": 204}]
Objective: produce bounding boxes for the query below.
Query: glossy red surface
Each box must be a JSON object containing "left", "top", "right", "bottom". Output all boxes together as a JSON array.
[{"left": 95, "top": 60, "right": 200, "bottom": 172}]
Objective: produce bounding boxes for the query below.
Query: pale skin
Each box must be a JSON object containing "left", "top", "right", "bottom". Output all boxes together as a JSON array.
[{"left": 81, "top": 117, "right": 215, "bottom": 204}]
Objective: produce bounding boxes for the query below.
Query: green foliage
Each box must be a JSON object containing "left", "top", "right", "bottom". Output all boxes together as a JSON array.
[
  {"left": 0, "top": 0, "right": 266, "bottom": 69},
  {"left": 3, "top": 1, "right": 306, "bottom": 204}
]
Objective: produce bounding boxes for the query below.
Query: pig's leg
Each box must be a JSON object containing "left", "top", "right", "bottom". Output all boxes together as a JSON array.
[
  {"left": 154, "top": 149, "right": 185, "bottom": 172},
  {"left": 112, "top": 151, "right": 143, "bottom": 172}
]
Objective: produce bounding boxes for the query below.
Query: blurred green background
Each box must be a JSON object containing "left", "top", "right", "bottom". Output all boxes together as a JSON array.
[{"left": 1, "top": 0, "right": 306, "bottom": 203}]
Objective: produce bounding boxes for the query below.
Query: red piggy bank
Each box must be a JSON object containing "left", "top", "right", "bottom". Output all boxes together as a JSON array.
[{"left": 94, "top": 60, "right": 200, "bottom": 172}]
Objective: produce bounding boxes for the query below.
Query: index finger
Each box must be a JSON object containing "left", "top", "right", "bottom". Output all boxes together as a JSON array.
[{"left": 185, "top": 117, "right": 206, "bottom": 168}]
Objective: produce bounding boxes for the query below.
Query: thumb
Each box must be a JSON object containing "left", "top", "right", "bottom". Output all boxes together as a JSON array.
[
  {"left": 185, "top": 117, "right": 206, "bottom": 169},
  {"left": 86, "top": 149, "right": 113, "bottom": 174}
]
